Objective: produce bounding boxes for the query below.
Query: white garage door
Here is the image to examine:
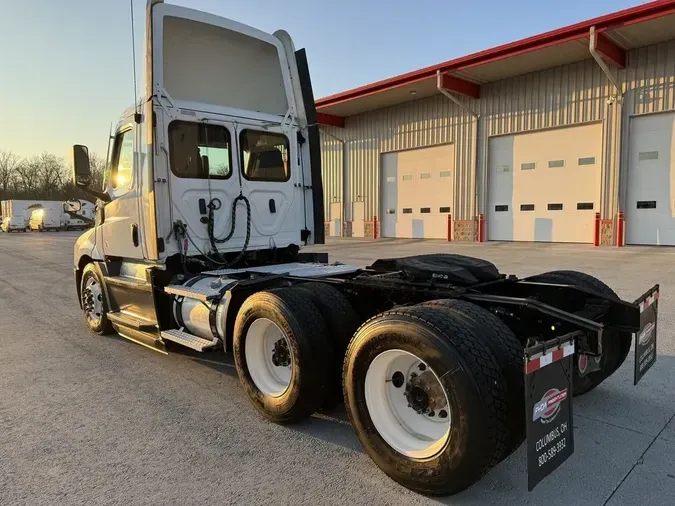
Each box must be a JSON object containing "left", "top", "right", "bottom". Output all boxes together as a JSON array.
[
  {"left": 626, "top": 112, "right": 675, "bottom": 246},
  {"left": 487, "top": 123, "right": 602, "bottom": 243},
  {"left": 380, "top": 144, "right": 454, "bottom": 239}
]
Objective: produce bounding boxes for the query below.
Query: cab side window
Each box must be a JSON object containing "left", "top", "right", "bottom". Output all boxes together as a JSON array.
[{"left": 110, "top": 129, "right": 134, "bottom": 196}]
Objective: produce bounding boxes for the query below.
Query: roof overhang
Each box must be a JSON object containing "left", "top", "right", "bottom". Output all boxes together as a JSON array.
[{"left": 316, "top": 0, "right": 675, "bottom": 123}]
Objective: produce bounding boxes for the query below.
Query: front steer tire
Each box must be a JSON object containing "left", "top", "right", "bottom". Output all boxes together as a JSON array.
[
  {"left": 80, "top": 263, "right": 114, "bottom": 335},
  {"left": 233, "top": 288, "right": 333, "bottom": 424},
  {"left": 343, "top": 305, "right": 509, "bottom": 496}
]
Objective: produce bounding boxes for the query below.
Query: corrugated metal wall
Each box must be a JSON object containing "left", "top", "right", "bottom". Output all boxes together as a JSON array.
[
  {"left": 625, "top": 39, "right": 675, "bottom": 115},
  {"left": 320, "top": 96, "right": 475, "bottom": 221},
  {"left": 319, "top": 133, "right": 344, "bottom": 206},
  {"left": 319, "top": 38, "right": 675, "bottom": 231}
]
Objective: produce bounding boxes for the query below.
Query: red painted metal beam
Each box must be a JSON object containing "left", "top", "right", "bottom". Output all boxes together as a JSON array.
[
  {"left": 440, "top": 73, "right": 481, "bottom": 99},
  {"left": 594, "top": 32, "right": 626, "bottom": 68},
  {"left": 316, "top": 112, "right": 345, "bottom": 128}
]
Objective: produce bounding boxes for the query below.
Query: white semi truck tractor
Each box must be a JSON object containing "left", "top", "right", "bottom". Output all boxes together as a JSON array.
[{"left": 70, "top": 1, "right": 659, "bottom": 496}]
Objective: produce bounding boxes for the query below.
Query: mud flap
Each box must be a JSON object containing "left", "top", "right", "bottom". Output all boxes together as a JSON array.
[
  {"left": 524, "top": 335, "right": 576, "bottom": 491},
  {"left": 633, "top": 284, "right": 659, "bottom": 385}
]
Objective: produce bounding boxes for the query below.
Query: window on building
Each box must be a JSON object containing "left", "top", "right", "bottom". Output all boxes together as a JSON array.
[
  {"left": 439, "top": 170, "right": 452, "bottom": 178},
  {"left": 420, "top": 173, "right": 431, "bottom": 179},
  {"left": 521, "top": 162, "right": 536, "bottom": 171},
  {"left": 578, "top": 157, "right": 596, "bottom": 166},
  {"left": 638, "top": 151, "right": 659, "bottom": 161},
  {"left": 495, "top": 205, "right": 509, "bottom": 212},
  {"left": 420, "top": 207, "right": 431, "bottom": 214},
  {"left": 168, "top": 121, "right": 232, "bottom": 180},
  {"left": 520, "top": 204, "right": 535, "bottom": 211},
  {"left": 240, "top": 130, "right": 290, "bottom": 182},
  {"left": 402, "top": 174, "right": 413, "bottom": 181},
  {"left": 402, "top": 208, "right": 413, "bottom": 214},
  {"left": 548, "top": 159, "right": 565, "bottom": 168},
  {"left": 577, "top": 202, "right": 594, "bottom": 210},
  {"left": 637, "top": 201, "right": 657, "bottom": 209},
  {"left": 439, "top": 207, "right": 451, "bottom": 213},
  {"left": 548, "top": 203, "right": 564, "bottom": 211}
]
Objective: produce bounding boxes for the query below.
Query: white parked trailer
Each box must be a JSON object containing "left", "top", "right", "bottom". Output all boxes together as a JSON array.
[
  {"left": 28, "top": 206, "right": 63, "bottom": 231},
  {"left": 1, "top": 200, "right": 63, "bottom": 228}
]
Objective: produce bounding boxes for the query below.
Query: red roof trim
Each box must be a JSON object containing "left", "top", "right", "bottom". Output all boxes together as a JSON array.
[
  {"left": 316, "top": 0, "right": 675, "bottom": 110},
  {"left": 594, "top": 32, "right": 626, "bottom": 69},
  {"left": 316, "top": 112, "right": 345, "bottom": 128},
  {"left": 440, "top": 73, "right": 481, "bottom": 99}
]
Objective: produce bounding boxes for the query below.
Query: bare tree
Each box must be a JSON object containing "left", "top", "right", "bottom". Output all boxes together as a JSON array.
[
  {"left": 36, "top": 152, "right": 66, "bottom": 199},
  {"left": 0, "top": 149, "right": 105, "bottom": 201},
  {"left": 14, "top": 157, "right": 40, "bottom": 196},
  {"left": 0, "top": 150, "right": 20, "bottom": 197},
  {"left": 89, "top": 152, "right": 107, "bottom": 191}
]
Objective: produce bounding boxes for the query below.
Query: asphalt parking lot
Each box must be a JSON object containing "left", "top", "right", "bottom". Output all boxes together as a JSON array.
[{"left": 1, "top": 231, "right": 674, "bottom": 505}]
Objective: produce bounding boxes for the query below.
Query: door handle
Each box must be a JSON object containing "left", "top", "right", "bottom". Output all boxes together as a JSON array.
[{"left": 131, "top": 223, "right": 139, "bottom": 247}]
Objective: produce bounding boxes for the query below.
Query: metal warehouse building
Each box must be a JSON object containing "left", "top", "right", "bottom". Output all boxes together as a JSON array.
[{"left": 315, "top": 0, "right": 675, "bottom": 246}]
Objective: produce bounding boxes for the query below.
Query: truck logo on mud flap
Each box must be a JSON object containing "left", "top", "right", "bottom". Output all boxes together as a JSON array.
[
  {"left": 532, "top": 388, "right": 568, "bottom": 423},
  {"left": 638, "top": 322, "right": 655, "bottom": 346}
]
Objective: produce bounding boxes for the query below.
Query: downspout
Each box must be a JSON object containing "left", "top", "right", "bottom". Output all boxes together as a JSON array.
[
  {"left": 319, "top": 128, "right": 347, "bottom": 237},
  {"left": 436, "top": 71, "right": 480, "bottom": 235},
  {"left": 589, "top": 26, "right": 624, "bottom": 244}
]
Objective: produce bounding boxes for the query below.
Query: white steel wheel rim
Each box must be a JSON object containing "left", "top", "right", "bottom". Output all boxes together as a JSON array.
[
  {"left": 83, "top": 277, "right": 104, "bottom": 325},
  {"left": 365, "top": 349, "right": 451, "bottom": 459},
  {"left": 245, "top": 318, "right": 293, "bottom": 398}
]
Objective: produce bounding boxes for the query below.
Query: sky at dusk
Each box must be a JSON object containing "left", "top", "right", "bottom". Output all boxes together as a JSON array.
[{"left": 0, "top": 0, "right": 648, "bottom": 160}]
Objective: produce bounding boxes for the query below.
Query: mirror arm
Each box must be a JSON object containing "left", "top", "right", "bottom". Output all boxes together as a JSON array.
[{"left": 77, "top": 184, "right": 111, "bottom": 203}]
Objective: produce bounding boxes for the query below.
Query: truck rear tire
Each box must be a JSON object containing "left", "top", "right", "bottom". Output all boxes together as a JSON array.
[
  {"left": 233, "top": 288, "right": 333, "bottom": 424},
  {"left": 294, "top": 282, "right": 361, "bottom": 409},
  {"left": 80, "top": 263, "right": 114, "bottom": 335},
  {"left": 418, "top": 299, "right": 525, "bottom": 460},
  {"left": 527, "top": 270, "right": 630, "bottom": 396},
  {"left": 343, "top": 305, "right": 508, "bottom": 496}
]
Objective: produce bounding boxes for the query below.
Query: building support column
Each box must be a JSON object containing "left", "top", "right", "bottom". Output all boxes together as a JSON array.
[
  {"left": 436, "top": 70, "right": 481, "bottom": 241},
  {"left": 590, "top": 26, "right": 625, "bottom": 246}
]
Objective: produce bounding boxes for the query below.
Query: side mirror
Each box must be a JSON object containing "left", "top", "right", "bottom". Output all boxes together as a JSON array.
[
  {"left": 65, "top": 199, "right": 82, "bottom": 212},
  {"left": 72, "top": 145, "right": 92, "bottom": 187},
  {"left": 71, "top": 144, "right": 111, "bottom": 203}
]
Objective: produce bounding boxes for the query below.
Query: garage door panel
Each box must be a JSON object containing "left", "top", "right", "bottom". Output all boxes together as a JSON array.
[
  {"left": 487, "top": 136, "right": 515, "bottom": 241},
  {"left": 626, "top": 112, "right": 675, "bottom": 245},
  {"left": 380, "top": 153, "right": 398, "bottom": 238},
  {"left": 488, "top": 123, "right": 601, "bottom": 243},
  {"left": 380, "top": 144, "right": 454, "bottom": 239}
]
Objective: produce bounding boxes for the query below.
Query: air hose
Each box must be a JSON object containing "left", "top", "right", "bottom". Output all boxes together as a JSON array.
[{"left": 206, "top": 192, "right": 251, "bottom": 267}]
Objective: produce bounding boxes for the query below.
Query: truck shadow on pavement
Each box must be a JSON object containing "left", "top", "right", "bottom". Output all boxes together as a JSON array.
[
  {"left": 186, "top": 350, "right": 367, "bottom": 454},
  {"left": 175, "top": 344, "right": 675, "bottom": 505}
]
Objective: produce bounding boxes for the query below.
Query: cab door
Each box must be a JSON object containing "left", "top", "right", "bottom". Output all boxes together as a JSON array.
[{"left": 101, "top": 123, "right": 144, "bottom": 260}]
